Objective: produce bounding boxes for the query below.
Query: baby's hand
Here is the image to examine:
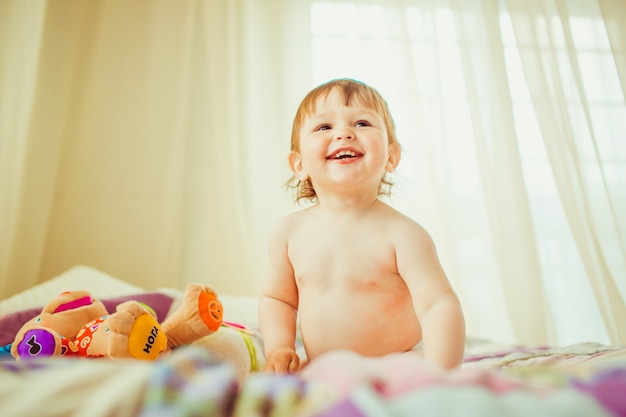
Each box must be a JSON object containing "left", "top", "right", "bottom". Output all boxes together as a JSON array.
[{"left": 264, "top": 347, "right": 300, "bottom": 374}]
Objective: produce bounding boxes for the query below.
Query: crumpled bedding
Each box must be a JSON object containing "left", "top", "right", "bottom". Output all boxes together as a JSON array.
[
  {"left": 300, "top": 348, "right": 626, "bottom": 417},
  {"left": 0, "top": 356, "right": 151, "bottom": 417},
  {"left": 0, "top": 347, "right": 331, "bottom": 417},
  {"left": 139, "top": 347, "right": 333, "bottom": 417},
  {"left": 2, "top": 343, "right": 626, "bottom": 417}
]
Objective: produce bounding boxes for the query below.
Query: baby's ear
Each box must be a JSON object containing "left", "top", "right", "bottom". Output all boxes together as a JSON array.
[
  {"left": 288, "top": 151, "right": 309, "bottom": 181},
  {"left": 385, "top": 144, "right": 401, "bottom": 173}
]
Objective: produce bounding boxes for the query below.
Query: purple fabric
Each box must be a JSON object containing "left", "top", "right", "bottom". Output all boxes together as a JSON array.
[
  {"left": 572, "top": 368, "right": 626, "bottom": 417},
  {"left": 100, "top": 293, "right": 174, "bottom": 322},
  {"left": 0, "top": 292, "right": 174, "bottom": 346}
]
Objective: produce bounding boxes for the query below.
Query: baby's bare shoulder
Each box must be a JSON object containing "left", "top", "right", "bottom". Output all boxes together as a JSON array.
[
  {"left": 377, "top": 203, "right": 434, "bottom": 243},
  {"left": 377, "top": 202, "right": 422, "bottom": 227},
  {"left": 270, "top": 206, "right": 316, "bottom": 238}
]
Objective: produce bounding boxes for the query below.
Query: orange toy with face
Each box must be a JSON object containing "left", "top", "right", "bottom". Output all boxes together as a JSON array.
[{"left": 11, "top": 284, "right": 223, "bottom": 361}]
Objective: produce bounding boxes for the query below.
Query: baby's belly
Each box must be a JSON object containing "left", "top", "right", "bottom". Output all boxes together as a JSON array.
[{"left": 298, "top": 290, "right": 422, "bottom": 360}]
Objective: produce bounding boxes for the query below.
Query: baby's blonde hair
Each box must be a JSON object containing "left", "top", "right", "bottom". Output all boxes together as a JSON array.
[{"left": 287, "top": 78, "right": 400, "bottom": 203}]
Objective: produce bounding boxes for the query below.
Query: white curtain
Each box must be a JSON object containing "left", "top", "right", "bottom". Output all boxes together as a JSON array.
[
  {"left": 0, "top": 0, "right": 310, "bottom": 298},
  {"left": 1, "top": 0, "right": 624, "bottom": 347}
]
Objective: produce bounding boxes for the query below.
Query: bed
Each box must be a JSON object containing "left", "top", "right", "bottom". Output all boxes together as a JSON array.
[{"left": 1, "top": 266, "right": 625, "bottom": 417}]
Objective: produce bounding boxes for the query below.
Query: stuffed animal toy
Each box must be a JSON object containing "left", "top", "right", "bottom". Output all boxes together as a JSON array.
[{"left": 11, "top": 284, "right": 224, "bottom": 361}]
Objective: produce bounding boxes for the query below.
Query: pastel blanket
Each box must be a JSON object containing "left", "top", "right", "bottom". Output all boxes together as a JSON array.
[
  {"left": 301, "top": 350, "right": 626, "bottom": 417},
  {"left": 2, "top": 345, "right": 626, "bottom": 417}
]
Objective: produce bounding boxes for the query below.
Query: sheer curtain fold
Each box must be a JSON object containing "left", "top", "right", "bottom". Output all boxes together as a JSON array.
[
  {"left": 598, "top": 0, "right": 626, "bottom": 98},
  {"left": 0, "top": 0, "right": 300, "bottom": 297},
  {"left": 0, "top": 1, "right": 97, "bottom": 298},
  {"left": 450, "top": 0, "right": 555, "bottom": 345},
  {"left": 504, "top": 0, "right": 626, "bottom": 344},
  {"left": 0, "top": 0, "right": 46, "bottom": 297},
  {"left": 37, "top": 1, "right": 205, "bottom": 291}
]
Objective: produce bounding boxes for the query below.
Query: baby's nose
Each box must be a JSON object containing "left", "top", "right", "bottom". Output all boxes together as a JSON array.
[{"left": 335, "top": 128, "right": 354, "bottom": 140}]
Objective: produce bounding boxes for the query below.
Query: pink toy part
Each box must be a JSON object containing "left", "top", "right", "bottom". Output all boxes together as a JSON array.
[{"left": 53, "top": 296, "right": 94, "bottom": 313}]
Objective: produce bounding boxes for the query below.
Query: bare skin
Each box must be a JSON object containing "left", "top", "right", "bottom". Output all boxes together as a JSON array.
[{"left": 259, "top": 87, "right": 465, "bottom": 373}]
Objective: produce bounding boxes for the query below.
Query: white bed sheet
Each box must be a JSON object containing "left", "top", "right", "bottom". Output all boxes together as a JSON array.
[
  {"left": 0, "top": 265, "right": 145, "bottom": 315},
  {"left": 0, "top": 265, "right": 261, "bottom": 326}
]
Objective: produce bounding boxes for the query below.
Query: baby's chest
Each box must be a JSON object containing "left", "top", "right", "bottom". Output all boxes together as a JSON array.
[{"left": 288, "top": 232, "right": 398, "bottom": 286}]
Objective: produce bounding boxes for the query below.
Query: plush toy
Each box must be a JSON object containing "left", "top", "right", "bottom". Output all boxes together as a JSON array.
[{"left": 11, "top": 284, "right": 224, "bottom": 361}]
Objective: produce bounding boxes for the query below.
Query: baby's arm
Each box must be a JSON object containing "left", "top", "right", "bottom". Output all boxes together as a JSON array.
[
  {"left": 259, "top": 218, "right": 300, "bottom": 373},
  {"left": 396, "top": 223, "right": 466, "bottom": 370}
]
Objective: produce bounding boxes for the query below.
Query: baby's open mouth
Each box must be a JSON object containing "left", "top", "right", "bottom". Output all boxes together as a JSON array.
[{"left": 327, "top": 149, "right": 362, "bottom": 160}]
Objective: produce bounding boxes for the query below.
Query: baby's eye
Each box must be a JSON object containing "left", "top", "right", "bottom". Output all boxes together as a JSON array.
[
  {"left": 355, "top": 120, "right": 371, "bottom": 128},
  {"left": 315, "top": 124, "right": 331, "bottom": 132}
]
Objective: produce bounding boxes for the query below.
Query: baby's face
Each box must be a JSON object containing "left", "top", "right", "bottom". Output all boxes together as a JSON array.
[{"left": 291, "top": 88, "right": 396, "bottom": 193}]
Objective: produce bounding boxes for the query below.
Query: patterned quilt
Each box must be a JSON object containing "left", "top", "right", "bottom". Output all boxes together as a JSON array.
[{"left": 2, "top": 342, "right": 625, "bottom": 417}]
